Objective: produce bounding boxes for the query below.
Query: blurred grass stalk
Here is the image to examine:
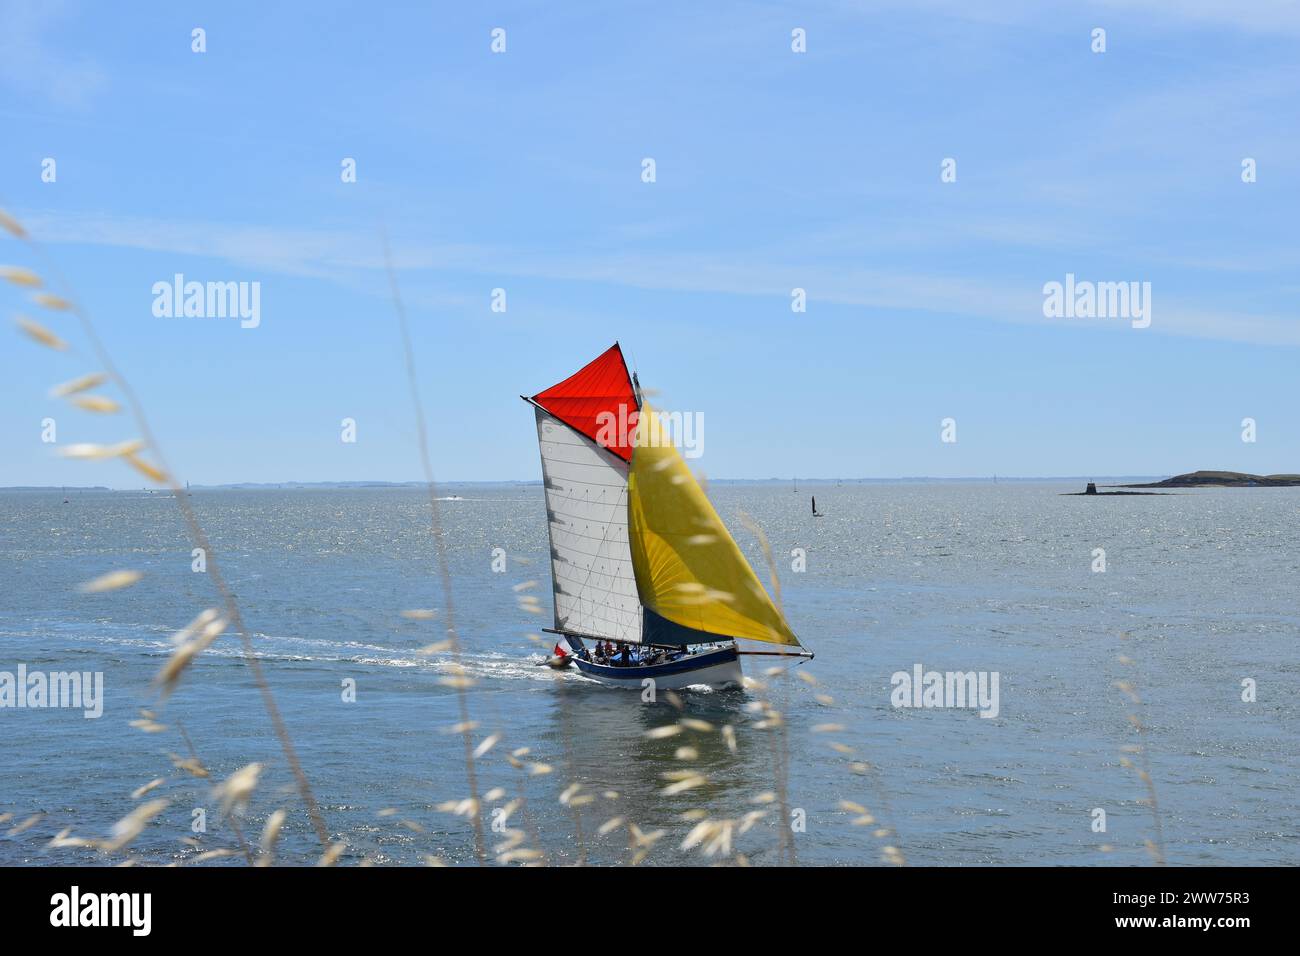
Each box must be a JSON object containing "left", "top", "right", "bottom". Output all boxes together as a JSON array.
[
  {"left": 2, "top": 205, "right": 330, "bottom": 849},
  {"left": 381, "top": 230, "right": 487, "bottom": 864}
]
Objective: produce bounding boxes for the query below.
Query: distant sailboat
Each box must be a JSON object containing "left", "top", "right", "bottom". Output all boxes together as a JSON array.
[
  {"left": 524, "top": 344, "right": 811, "bottom": 690},
  {"left": 812, "top": 495, "right": 823, "bottom": 517}
]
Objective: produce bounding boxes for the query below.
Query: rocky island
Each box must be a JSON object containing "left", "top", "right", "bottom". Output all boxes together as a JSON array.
[
  {"left": 1063, "top": 481, "right": 1165, "bottom": 496},
  {"left": 1120, "top": 471, "right": 1300, "bottom": 489}
]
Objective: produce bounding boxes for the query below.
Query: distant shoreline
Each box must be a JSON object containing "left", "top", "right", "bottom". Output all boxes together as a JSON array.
[{"left": 9, "top": 473, "right": 1298, "bottom": 492}]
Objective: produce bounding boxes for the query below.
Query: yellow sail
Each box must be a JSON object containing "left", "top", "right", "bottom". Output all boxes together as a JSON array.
[{"left": 627, "top": 404, "right": 801, "bottom": 647}]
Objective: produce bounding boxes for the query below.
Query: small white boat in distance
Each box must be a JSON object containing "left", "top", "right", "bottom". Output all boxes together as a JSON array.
[{"left": 524, "top": 344, "right": 810, "bottom": 690}]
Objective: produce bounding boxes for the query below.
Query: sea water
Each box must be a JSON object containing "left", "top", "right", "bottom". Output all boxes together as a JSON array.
[{"left": 1, "top": 483, "right": 1297, "bottom": 866}]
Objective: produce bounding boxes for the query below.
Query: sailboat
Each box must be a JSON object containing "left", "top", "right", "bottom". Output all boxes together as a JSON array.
[
  {"left": 812, "top": 495, "right": 823, "bottom": 517},
  {"left": 524, "top": 343, "right": 810, "bottom": 690}
]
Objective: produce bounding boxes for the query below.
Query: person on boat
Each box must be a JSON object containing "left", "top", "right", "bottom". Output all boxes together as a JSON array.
[{"left": 619, "top": 644, "right": 631, "bottom": 666}]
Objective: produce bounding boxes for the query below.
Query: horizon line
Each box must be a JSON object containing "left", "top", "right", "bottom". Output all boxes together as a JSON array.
[{"left": 3, "top": 474, "right": 1194, "bottom": 492}]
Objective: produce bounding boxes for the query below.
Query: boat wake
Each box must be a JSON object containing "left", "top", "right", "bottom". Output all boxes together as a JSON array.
[{"left": 5, "top": 620, "right": 567, "bottom": 685}]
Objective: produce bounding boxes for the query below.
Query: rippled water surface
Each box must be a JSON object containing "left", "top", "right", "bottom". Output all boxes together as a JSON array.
[{"left": 2, "top": 483, "right": 1298, "bottom": 865}]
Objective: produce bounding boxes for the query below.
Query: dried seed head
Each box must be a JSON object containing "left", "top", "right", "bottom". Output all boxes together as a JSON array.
[
  {"left": 31, "top": 292, "right": 72, "bottom": 311},
  {"left": 104, "top": 799, "right": 170, "bottom": 852},
  {"left": 213, "top": 762, "right": 262, "bottom": 815},
  {"left": 59, "top": 439, "right": 145, "bottom": 460},
  {"left": 0, "top": 208, "right": 27, "bottom": 238},
  {"left": 498, "top": 848, "right": 544, "bottom": 864},
  {"left": 7, "top": 813, "right": 44, "bottom": 837},
  {"left": 69, "top": 394, "right": 121, "bottom": 414},
  {"left": 660, "top": 774, "right": 707, "bottom": 796},
  {"left": 16, "top": 316, "right": 68, "bottom": 350},
  {"left": 50, "top": 372, "right": 107, "bottom": 397},
  {"left": 123, "top": 452, "right": 168, "bottom": 484},
  {"left": 78, "top": 570, "right": 142, "bottom": 593},
  {"left": 317, "top": 842, "right": 347, "bottom": 867},
  {"left": 131, "top": 778, "right": 166, "bottom": 800},
  {"left": 628, "top": 823, "right": 665, "bottom": 848},
  {"left": 559, "top": 783, "right": 582, "bottom": 805},
  {"left": 0, "top": 266, "right": 41, "bottom": 288},
  {"left": 258, "top": 809, "right": 287, "bottom": 864},
  {"left": 155, "top": 611, "right": 227, "bottom": 695},
  {"left": 168, "top": 753, "right": 210, "bottom": 778}
]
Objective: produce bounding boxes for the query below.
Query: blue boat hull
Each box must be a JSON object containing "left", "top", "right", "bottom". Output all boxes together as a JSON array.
[{"left": 569, "top": 643, "right": 742, "bottom": 690}]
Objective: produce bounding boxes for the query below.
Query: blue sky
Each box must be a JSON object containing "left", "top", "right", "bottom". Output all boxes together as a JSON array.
[{"left": 2, "top": 0, "right": 1298, "bottom": 486}]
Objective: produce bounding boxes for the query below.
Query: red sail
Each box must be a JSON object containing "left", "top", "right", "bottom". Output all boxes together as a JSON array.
[{"left": 531, "top": 343, "right": 638, "bottom": 461}]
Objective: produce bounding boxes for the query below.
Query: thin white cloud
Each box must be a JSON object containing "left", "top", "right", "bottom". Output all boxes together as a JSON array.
[
  {"left": 0, "top": 0, "right": 106, "bottom": 108},
  {"left": 19, "top": 209, "right": 1300, "bottom": 348},
  {"left": 838, "top": 0, "right": 1300, "bottom": 34}
]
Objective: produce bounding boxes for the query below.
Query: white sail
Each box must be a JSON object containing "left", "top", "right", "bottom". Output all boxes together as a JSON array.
[{"left": 534, "top": 406, "right": 643, "bottom": 644}]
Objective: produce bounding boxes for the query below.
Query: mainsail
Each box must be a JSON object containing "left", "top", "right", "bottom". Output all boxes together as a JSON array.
[
  {"left": 528, "top": 344, "right": 643, "bottom": 643},
  {"left": 627, "top": 404, "right": 801, "bottom": 647}
]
